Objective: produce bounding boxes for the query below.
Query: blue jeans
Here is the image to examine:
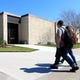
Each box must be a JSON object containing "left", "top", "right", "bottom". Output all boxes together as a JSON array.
[
  {"left": 61, "top": 48, "right": 77, "bottom": 65},
  {"left": 54, "top": 47, "right": 75, "bottom": 67}
]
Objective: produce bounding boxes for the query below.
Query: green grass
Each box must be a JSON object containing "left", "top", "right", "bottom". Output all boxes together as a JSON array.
[
  {"left": 41, "top": 44, "right": 56, "bottom": 47},
  {"left": 39, "top": 43, "right": 80, "bottom": 49},
  {"left": 73, "top": 43, "right": 80, "bottom": 49},
  {"left": 0, "top": 46, "right": 38, "bottom": 52},
  {"left": 37, "top": 42, "right": 56, "bottom": 47}
]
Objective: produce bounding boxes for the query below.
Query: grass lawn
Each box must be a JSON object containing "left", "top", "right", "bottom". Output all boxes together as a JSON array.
[
  {"left": 38, "top": 42, "right": 56, "bottom": 47},
  {"left": 41, "top": 44, "right": 56, "bottom": 47},
  {"left": 40, "top": 43, "right": 80, "bottom": 49},
  {"left": 73, "top": 43, "right": 80, "bottom": 49},
  {"left": 0, "top": 46, "right": 38, "bottom": 52}
]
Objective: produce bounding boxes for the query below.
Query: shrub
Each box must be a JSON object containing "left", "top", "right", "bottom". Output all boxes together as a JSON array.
[
  {"left": 38, "top": 42, "right": 41, "bottom": 45},
  {"left": 0, "top": 37, "right": 7, "bottom": 47},
  {"left": 47, "top": 42, "right": 52, "bottom": 45},
  {"left": 46, "top": 42, "right": 56, "bottom": 47}
]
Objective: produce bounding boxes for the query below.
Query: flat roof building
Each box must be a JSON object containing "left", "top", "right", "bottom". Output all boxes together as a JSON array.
[{"left": 0, "top": 12, "right": 56, "bottom": 44}]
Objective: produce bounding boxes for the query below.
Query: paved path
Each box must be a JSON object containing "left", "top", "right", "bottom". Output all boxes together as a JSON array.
[
  {"left": 0, "top": 72, "right": 17, "bottom": 80},
  {"left": 0, "top": 44, "right": 80, "bottom": 80},
  {"left": 37, "top": 61, "right": 80, "bottom": 80}
]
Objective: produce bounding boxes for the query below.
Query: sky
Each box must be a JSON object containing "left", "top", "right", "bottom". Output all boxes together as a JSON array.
[{"left": 0, "top": 0, "right": 80, "bottom": 21}]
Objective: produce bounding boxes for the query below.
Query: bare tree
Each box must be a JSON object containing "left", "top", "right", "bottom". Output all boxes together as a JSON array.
[{"left": 60, "top": 10, "right": 80, "bottom": 34}]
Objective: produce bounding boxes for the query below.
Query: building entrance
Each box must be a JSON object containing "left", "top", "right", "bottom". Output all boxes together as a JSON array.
[{"left": 8, "top": 23, "right": 18, "bottom": 44}]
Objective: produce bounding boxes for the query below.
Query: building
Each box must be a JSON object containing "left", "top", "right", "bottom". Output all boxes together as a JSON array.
[{"left": 0, "top": 12, "right": 56, "bottom": 44}]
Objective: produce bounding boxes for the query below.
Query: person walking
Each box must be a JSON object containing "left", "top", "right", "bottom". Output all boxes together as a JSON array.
[
  {"left": 50, "top": 20, "right": 79, "bottom": 72},
  {"left": 60, "top": 26, "right": 77, "bottom": 65}
]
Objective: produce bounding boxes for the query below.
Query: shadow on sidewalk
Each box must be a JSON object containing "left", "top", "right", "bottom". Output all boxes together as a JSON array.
[
  {"left": 20, "top": 63, "right": 71, "bottom": 73},
  {"left": 36, "top": 63, "right": 69, "bottom": 67}
]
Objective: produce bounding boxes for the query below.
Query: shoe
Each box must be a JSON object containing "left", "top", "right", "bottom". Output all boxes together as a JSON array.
[
  {"left": 70, "top": 69, "right": 76, "bottom": 72},
  {"left": 50, "top": 65, "right": 58, "bottom": 69},
  {"left": 75, "top": 66, "right": 79, "bottom": 70},
  {"left": 70, "top": 66, "right": 79, "bottom": 72}
]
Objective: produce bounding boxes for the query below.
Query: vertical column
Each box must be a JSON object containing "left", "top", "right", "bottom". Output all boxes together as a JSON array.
[{"left": 3, "top": 13, "right": 7, "bottom": 44}]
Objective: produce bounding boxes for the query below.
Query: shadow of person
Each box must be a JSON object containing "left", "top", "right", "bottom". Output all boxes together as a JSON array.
[
  {"left": 20, "top": 63, "right": 70, "bottom": 73},
  {"left": 36, "top": 63, "right": 51, "bottom": 67},
  {"left": 20, "top": 67, "right": 70, "bottom": 73},
  {"left": 20, "top": 67, "right": 53, "bottom": 73},
  {"left": 36, "top": 63, "right": 69, "bottom": 67}
]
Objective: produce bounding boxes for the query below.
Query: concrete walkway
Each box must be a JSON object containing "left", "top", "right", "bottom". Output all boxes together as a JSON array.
[
  {"left": 37, "top": 61, "right": 80, "bottom": 80},
  {"left": 0, "top": 44, "right": 80, "bottom": 80}
]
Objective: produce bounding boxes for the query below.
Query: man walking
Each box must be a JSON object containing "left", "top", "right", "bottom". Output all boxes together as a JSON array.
[
  {"left": 50, "top": 20, "right": 79, "bottom": 72},
  {"left": 60, "top": 26, "right": 77, "bottom": 65}
]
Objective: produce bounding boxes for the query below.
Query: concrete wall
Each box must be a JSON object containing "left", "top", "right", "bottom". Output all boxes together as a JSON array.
[
  {"left": 3, "top": 13, "right": 7, "bottom": 43},
  {"left": 28, "top": 14, "right": 56, "bottom": 44},
  {"left": 20, "top": 15, "right": 29, "bottom": 43},
  {"left": 0, "top": 14, "right": 3, "bottom": 39}
]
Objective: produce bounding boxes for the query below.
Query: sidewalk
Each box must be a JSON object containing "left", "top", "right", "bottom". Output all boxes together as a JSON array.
[
  {"left": 37, "top": 61, "right": 80, "bottom": 80},
  {"left": 0, "top": 45, "right": 80, "bottom": 80}
]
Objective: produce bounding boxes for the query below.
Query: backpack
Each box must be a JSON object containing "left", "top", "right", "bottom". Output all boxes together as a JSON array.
[
  {"left": 72, "top": 32, "right": 78, "bottom": 44},
  {"left": 61, "top": 27, "right": 77, "bottom": 48}
]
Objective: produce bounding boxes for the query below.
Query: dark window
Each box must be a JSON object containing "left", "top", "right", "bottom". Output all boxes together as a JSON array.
[{"left": 8, "top": 23, "right": 18, "bottom": 44}]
